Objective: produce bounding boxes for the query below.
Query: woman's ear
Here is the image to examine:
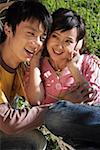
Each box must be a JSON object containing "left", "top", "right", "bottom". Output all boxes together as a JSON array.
[
  {"left": 75, "top": 39, "right": 83, "bottom": 52},
  {"left": 4, "top": 22, "right": 12, "bottom": 37}
]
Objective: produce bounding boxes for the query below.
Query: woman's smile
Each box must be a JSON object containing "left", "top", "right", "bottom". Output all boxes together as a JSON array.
[{"left": 53, "top": 48, "right": 63, "bottom": 55}]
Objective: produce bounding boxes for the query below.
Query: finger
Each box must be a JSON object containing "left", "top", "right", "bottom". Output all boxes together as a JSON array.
[
  {"left": 39, "top": 103, "right": 54, "bottom": 108},
  {"left": 30, "top": 50, "right": 42, "bottom": 66},
  {"left": 81, "top": 91, "right": 97, "bottom": 103},
  {"left": 67, "top": 84, "right": 80, "bottom": 93},
  {"left": 76, "top": 87, "right": 96, "bottom": 103},
  {"left": 80, "top": 88, "right": 92, "bottom": 96},
  {"left": 72, "top": 52, "right": 80, "bottom": 63},
  {"left": 84, "top": 97, "right": 94, "bottom": 103},
  {"left": 34, "top": 48, "right": 42, "bottom": 55},
  {"left": 89, "top": 90, "right": 97, "bottom": 99},
  {"left": 76, "top": 84, "right": 90, "bottom": 97},
  {"left": 78, "top": 83, "right": 89, "bottom": 91},
  {"left": 81, "top": 87, "right": 96, "bottom": 99}
]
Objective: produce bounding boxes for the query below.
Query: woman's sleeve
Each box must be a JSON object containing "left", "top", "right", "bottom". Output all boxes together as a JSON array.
[{"left": 82, "top": 54, "right": 100, "bottom": 104}]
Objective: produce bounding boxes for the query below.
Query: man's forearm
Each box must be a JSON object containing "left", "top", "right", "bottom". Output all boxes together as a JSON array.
[{"left": 0, "top": 103, "right": 47, "bottom": 135}]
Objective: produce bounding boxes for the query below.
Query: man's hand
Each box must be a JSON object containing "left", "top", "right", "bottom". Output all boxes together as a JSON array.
[{"left": 30, "top": 50, "right": 42, "bottom": 68}]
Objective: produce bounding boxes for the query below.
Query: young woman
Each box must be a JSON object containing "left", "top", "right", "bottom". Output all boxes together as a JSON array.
[
  {"left": 25, "top": 8, "right": 100, "bottom": 149},
  {"left": 26, "top": 8, "right": 99, "bottom": 106}
]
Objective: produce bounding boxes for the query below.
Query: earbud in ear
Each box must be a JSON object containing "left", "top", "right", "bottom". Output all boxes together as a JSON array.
[{"left": 4, "top": 22, "right": 11, "bottom": 36}]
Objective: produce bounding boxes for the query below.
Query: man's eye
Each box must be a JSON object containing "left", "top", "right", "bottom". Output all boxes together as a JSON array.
[{"left": 27, "top": 32, "right": 35, "bottom": 36}]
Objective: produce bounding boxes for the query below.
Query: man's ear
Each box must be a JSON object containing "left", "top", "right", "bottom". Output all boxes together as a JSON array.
[
  {"left": 75, "top": 39, "right": 83, "bottom": 52},
  {"left": 4, "top": 22, "right": 12, "bottom": 36}
]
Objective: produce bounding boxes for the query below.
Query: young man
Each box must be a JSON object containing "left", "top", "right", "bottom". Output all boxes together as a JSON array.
[{"left": 0, "top": 1, "right": 52, "bottom": 149}]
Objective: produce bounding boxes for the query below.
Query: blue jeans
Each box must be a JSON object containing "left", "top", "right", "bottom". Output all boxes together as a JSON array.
[
  {"left": 0, "top": 129, "right": 47, "bottom": 150},
  {"left": 44, "top": 100, "right": 100, "bottom": 147}
]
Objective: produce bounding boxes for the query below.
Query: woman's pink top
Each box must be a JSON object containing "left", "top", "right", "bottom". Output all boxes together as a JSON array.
[{"left": 41, "top": 54, "right": 100, "bottom": 105}]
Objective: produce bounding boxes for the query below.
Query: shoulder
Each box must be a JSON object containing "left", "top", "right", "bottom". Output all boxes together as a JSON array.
[
  {"left": 40, "top": 57, "right": 50, "bottom": 69},
  {"left": 82, "top": 54, "right": 100, "bottom": 68},
  {"left": 90, "top": 54, "right": 100, "bottom": 66},
  {"left": 15, "top": 63, "right": 26, "bottom": 83}
]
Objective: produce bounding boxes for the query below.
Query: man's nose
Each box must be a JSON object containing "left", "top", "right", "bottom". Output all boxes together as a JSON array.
[{"left": 30, "top": 37, "right": 42, "bottom": 47}]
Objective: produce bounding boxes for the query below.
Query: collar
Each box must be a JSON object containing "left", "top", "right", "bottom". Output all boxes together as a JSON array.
[{"left": 0, "top": 54, "right": 17, "bottom": 73}]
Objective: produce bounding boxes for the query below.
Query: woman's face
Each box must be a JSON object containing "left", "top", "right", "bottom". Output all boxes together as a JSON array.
[{"left": 47, "top": 27, "right": 79, "bottom": 63}]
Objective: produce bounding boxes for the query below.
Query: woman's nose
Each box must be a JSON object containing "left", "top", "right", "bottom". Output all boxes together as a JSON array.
[{"left": 57, "top": 44, "right": 64, "bottom": 51}]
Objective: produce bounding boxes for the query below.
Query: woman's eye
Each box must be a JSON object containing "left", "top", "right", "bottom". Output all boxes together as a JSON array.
[
  {"left": 51, "top": 34, "right": 57, "bottom": 38},
  {"left": 65, "top": 40, "right": 73, "bottom": 44},
  {"left": 51, "top": 34, "right": 60, "bottom": 42}
]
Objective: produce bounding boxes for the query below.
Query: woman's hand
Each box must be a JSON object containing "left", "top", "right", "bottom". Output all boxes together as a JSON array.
[{"left": 59, "top": 83, "right": 96, "bottom": 103}]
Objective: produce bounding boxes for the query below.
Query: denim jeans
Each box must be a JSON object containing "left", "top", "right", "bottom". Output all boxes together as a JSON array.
[
  {"left": 44, "top": 100, "right": 100, "bottom": 147},
  {"left": 0, "top": 129, "right": 47, "bottom": 150}
]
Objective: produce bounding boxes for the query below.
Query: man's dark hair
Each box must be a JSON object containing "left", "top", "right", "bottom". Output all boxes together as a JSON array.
[
  {"left": 1, "top": 0, "right": 52, "bottom": 42},
  {"left": 51, "top": 8, "right": 86, "bottom": 42}
]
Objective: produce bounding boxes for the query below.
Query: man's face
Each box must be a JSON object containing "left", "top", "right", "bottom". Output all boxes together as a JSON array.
[{"left": 5, "top": 19, "right": 47, "bottom": 64}]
